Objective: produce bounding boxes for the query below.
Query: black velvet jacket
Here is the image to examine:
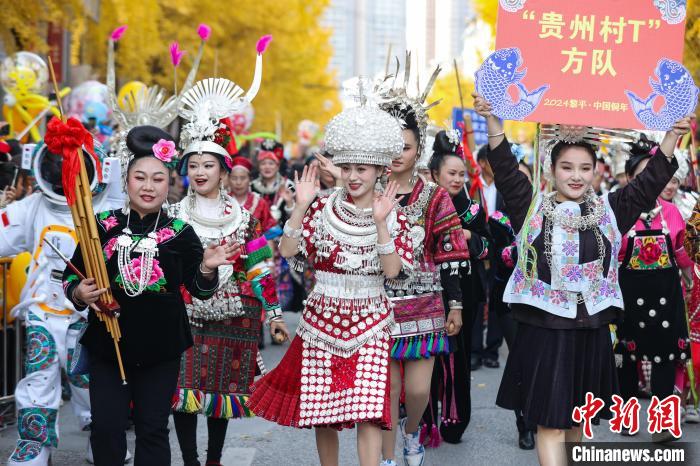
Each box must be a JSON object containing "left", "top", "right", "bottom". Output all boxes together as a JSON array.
[{"left": 63, "top": 209, "right": 218, "bottom": 367}]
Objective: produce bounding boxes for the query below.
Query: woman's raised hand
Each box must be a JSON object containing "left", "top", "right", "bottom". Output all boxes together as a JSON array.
[
  {"left": 293, "top": 164, "right": 320, "bottom": 209},
  {"left": 315, "top": 152, "right": 341, "bottom": 180},
  {"left": 372, "top": 180, "right": 401, "bottom": 224}
]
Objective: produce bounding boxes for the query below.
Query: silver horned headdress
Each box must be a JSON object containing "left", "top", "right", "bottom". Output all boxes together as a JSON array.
[{"left": 379, "top": 51, "right": 441, "bottom": 154}]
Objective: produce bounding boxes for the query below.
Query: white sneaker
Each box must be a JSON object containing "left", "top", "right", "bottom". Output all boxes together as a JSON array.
[
  {"left": 86, "top": 438, "right": 133, "bottom": 464},
  {"left": 7, "top": 440, "right": 50, "bottom": 466},
  {"left": 400, "top": 418, "right": 425, "bottom": 466},
  {"left": 381, "top": 460, "right": 398, "bottom": 466},
  {"left": 686, "top": 406, "right": 700, "bottom": 424}
]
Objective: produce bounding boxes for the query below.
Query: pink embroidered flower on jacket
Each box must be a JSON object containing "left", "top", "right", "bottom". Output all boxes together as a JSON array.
[
  {"left": 156, "top": 227, "right": 175, "bottom": 244},
  {"left": 103, "top": 237, "right": 118, "bottom": 260},
  {"left": 678, "top": 338, "right": 687, "bottom": 350},
  {"left": 101, "top": 215, "right": 118, "bottom": 231},
  {"left": 626, "top": 340, "right": 637, "bottom": 352},
  {"left": 153, "top": 139, "right": 176, "bottom": 163},
  {"left": 128, "top": 257, "right": 164, "bottom": 286}
]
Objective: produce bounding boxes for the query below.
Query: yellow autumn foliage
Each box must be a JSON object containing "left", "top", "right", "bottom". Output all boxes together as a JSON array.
[{"left": 0, "top": 0, "right": 340, "bottom": 141}]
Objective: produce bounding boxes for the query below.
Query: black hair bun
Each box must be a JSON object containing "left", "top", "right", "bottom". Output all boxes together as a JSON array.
[
  {"left": 126, "top": 125, "right": 174, "bottom": 158},
  {"left": 629, "top": 133, "right": 658, "bottom": 157},
  {"left": 432, "top": 130, "right": 458, "bottom": 157}
]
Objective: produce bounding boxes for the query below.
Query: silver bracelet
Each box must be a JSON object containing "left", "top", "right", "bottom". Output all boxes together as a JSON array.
[
  {"left": 376, "top": 240, "right": 395, "bottom": 255},
  {"left": 199, "top": 263, "right": 216, "bottom": 275},
  {"left": 265, "top": 308, "right": 284, "bottom": 325},
  {"left": 284, "top": 202, "right": 296, "bottom": 213},
  {"left": 283, "top": 220, "right": 303, "bottom": 239},
  {"left": 487, "top": 131, "right": 505, "bottom": 138}
]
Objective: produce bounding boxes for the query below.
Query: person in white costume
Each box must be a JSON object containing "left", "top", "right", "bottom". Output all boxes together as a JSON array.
[{"left": 3, "top": 140, "right": 125, "bottom": 466}]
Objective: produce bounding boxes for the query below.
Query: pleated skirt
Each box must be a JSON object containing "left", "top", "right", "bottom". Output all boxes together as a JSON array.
[{"left": 496, "top": 322, "right": 619, "bottom": 429}]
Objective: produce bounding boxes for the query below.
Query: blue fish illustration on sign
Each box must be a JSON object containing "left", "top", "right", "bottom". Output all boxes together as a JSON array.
[
  {"left": 475, "top": 48, "right": 549, "bottom": 121},
  {"left": 499, "top": 0, "right": 527, "bottom": 12},
  {"left": 653, "top": 0, "right": 687, "bottom": 24},
  {"left": 624, "top": 58, "right": 698, "bottom": 131}
]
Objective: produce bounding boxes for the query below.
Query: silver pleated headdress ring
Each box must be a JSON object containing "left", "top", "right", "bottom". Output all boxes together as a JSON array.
[
  {"left": 179, "top": 36, "right": 270, "bottom": 159},
  {"left": 538, "top": 124, "right": 636, "bottom": 182},
  {"left": 325, "top": 105, "right": 404, "bottom": 167}
]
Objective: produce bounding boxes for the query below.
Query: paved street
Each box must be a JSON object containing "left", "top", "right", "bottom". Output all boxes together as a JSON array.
[{"left": 2, "top": 311, "right": 698, "bottom": 465}]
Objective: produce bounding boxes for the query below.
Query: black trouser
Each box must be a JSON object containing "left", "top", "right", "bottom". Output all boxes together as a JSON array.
[
  {"left": 89, "top": 356, "right": 180, "bottom": 466},
  {"left": 173, "top": 412, "right": 229, "bottom": 466},
  {"left": 471, "top": 271, "right": 503, "bottom": 361},
  {"left": 496, "top": 305, "right": 537, "bottom": 433},
  {"left": 619, "top": 359, "right": 676, "bottom": 401}
]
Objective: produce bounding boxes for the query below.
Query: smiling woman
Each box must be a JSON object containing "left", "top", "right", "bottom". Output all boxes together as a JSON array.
[
  {"left": 169, "top": 77, "right": 289, "bottom": 466},
  {"left": 472, "top": 91, "right": 694, "bottom": 465},
  {"left": 63, "top": 124, "right": 236, "bottom": 466}
]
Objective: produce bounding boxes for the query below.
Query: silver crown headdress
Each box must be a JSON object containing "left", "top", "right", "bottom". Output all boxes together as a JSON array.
[
  {"left": 106, "top": 25, "right": 208, "bottom": 184},
  {"left": 326, "top": 79, "right": 404, "bottom": 167},
  {"left": 539, "top": 124, "right": 636, "bottom": 181},
  {"left": 379, "top": 51, "right": 441, "bottom": 154},
  {"left": 179, "top": 76, "right": 261, "bottom": 159}
]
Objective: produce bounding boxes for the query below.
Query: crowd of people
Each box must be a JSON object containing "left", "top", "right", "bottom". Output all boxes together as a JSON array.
[{"left": 0, "top": 32, "right": 699, "bottom": 466}]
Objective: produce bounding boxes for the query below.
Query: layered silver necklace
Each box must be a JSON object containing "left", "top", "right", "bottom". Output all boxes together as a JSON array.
[
  {"left": 116, "top": 209, "right": 161, "bottom": 297},
  {"left": 316, "top": 189, "right": 395, "bottom": 272}
]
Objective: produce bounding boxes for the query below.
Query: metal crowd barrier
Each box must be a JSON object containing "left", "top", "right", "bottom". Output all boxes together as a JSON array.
[{"left": 0, "top": 256, "right": 22, "bottom": 431}]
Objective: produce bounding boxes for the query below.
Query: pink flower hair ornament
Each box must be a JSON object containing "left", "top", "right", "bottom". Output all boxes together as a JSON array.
[{"left": 152, "top": 139, "right": 178, "bottom": 169}]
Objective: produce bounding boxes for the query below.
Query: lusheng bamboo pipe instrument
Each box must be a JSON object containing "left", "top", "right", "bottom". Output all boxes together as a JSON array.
[{"left": 46, "top": 56, "right": 127, "bottom": 384}]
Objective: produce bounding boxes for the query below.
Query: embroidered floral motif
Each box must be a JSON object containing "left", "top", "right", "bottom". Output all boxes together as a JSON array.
[
  {"left": 115, "top": 257, "right": 167, "bottom": 293},
  {"left": 629, "top": 236, "right": 671, "bottom": 270},
  {"left": 530, "top": 281, "right": 545, "bottom": 297},
  {"left": 100, "top": 215, "right": 118, "bottom": 231},
  {"left": 583, "top": 262, "right": 599, "bottom": 280},
  {"left": 562, "top": 240, "right": 577, "bottom": 256},
  {"left": 156, "top": 227, "right": 175, "bottom": 244},
  {"left": 600, "top": 213, "right": 611, "bottom": 226},
  {"left": 678, "top": 338, "right": 687, "bottom": 350},
  {"left": 626, "top": 340, "right": 637, "bottom": 352},
  {"left": 549, "top": 290, "right": 568, "bottom": 305},
  {"left": 103, "top": 237, "right": 118, "bottom": 261},
  {"left": 529, "top": 215, "right": 542, "bottom": 229},
  {"left": 563, "top": 264, "right": 583, "bottom": 282},
  {"left": 259, "top": 274, "right": 279, "bottom": 306}
]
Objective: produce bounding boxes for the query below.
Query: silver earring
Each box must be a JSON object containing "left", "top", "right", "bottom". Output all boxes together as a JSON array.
[
  {"left": 122, "top": 198, "right": 130, "bottom": 215},
  {"left": 219, "top": 181, "right": 227, "bottom": 201}
]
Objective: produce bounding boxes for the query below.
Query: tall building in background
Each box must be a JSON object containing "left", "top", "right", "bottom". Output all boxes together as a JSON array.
[
  {"left": 325, "top": 0, "right": 470, "bottom": 96},
  {"left": 406, "top": 0, "right": 471, "bottom": 81},
  {"left": 324, "top": 0, "right": 406, "bottom": 86}
]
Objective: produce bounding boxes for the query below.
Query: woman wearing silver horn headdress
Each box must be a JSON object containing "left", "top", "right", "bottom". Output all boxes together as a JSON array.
[
  {"left": 247, "top": 94, "right": 416, "bottom": 466},
  {"left": 169, "top": 71, "right": 289, "bottom": 466},
  {"left": 375, "top": 54, "right": 469, "bottom": 466},
  {"left": 473, "top": 91, "right": 693, "bottom": 465}
]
